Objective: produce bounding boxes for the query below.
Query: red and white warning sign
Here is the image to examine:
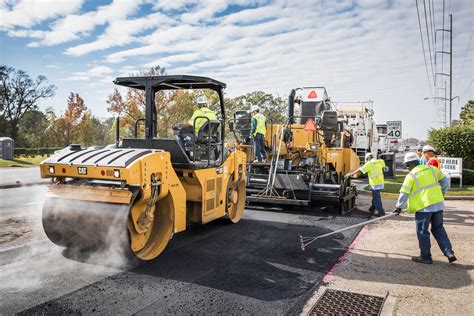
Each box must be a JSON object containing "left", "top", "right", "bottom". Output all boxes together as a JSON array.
[
  {"left": 307, "top": 90, "right": 318, "bottom": 99},
  {"left": 303, "top": 118, "right": 317, "bottom": 131}
]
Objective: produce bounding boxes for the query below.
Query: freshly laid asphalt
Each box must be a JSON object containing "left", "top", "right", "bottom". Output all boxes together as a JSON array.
[{"left": 1, "top": 185, "right": 374, "bottom": 315}]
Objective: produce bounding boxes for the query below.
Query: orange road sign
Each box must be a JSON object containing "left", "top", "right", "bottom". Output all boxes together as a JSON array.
[{"left": 304, "top": 118, "right": 317, "bottom": 131}]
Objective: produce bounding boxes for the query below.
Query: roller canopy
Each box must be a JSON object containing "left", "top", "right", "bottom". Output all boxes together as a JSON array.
[{"left": 114, "top": 75, "right": 226, "bottom": 91}]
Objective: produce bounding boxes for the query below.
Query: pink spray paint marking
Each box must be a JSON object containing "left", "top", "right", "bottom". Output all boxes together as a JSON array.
[{"left": 322, "top": 225, "right": 369, "bottom": 283}]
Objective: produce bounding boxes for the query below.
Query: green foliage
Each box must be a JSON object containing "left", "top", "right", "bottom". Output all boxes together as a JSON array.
[
  {"left": 462, "top": 169, "right": 474, "bottom": 185},
  {"left": 459, "top": 100, "right": 473, "bottom": 125},
  {"left": 0, "top": 65, "right": 56, "bottom": 140},
  {"left": 230, "top": 91, "right": 287, "bottom": 124},
  {"left": 428, "top": 124, "right": 474, "bottom": 184},
  {"left": 14, "top": 147, "right": 63, "bottom": 157},
  {"left": 428, "top": 125, "right": 474, "bottom": 169},
  {"left": 16, "top": 110, "right": 50, "bottom": 147}
]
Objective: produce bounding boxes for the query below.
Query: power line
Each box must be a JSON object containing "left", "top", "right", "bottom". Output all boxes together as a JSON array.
[
  {"left": 423, "top": 0, "right": 435, "bottom": 83},
  {"left": 455, "top": 31, "right": 473, "bottom": 89},
  {"left": 460, "top": 79, "right": 473, "bottom": 100},
  {"left": 416, "top": 0, "right": 434, "bottom": 97},
  {"left": 429, "top": 0, "right": 436, "bottom": 54},
  {"left": 441, "top": 0, "right": 445, "bottom": 76}
]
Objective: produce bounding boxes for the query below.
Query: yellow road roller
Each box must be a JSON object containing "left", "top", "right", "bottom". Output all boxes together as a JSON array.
[{"left": 40, "top": 75, "right": 247, "bottom": 260}]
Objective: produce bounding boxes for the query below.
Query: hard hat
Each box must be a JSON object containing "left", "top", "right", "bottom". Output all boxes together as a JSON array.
[
  {"left": 422, "top": 145, "right": 435, "bottom": 152},
  {"left": 196, "top": 95, "right": 208, "bottom": 106},
  {"left": 403, "top": 152, "right": 420, "bottom": 164},
  {"left": 365, "top": 152, "right": 374, "bottom": 160},
  {"left": 250, "top": 105, "right": 260, "bottom": 112}
]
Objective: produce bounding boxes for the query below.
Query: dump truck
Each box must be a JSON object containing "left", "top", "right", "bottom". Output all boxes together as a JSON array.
[
  {"left": 40, "top": 75, "right": 247, "bottom": 260},
  {"left": 229, "top": 87, "right": 359, "bottom": 213},
  {"left": 336, "top": 101, "right": 379, "bottom": 163}
]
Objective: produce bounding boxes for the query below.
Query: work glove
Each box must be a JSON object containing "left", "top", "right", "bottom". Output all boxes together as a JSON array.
[{"left": 392, "top": 208, "right": 402, "bottom": 215}]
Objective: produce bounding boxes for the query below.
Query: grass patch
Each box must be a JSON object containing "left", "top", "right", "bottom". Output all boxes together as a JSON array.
[
  {"left": 0, "top": 156, "right": 45, "bottom": 167},
  {"left": 364, "top": 173, "right": 474, "bottom": 196}
]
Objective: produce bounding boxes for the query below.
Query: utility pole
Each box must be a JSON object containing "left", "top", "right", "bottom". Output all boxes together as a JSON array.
[
  {"left": 445, "top": 81, "right": 448, "bottom": 127},
  {"left": 449, "top": 14, "right": 453, "bottom": 127}
]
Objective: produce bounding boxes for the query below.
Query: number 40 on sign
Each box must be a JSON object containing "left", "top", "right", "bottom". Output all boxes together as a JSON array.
[{"left": 387, "top": 121, "right": 402, "bottom": 139}]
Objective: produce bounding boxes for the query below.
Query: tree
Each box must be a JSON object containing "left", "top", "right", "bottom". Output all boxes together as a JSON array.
[
  {"left": 17, "top": 109, "right": 50, "bottom": 147},
  {"left": 51, "top": 93, "right": 87, "bottom": 146},
  {"left": 0, "top": 65, "right": 55, "bottom": 140},
  {"left": 230, "top": 91, "right": 287, "bottom": 124},
  {"left": 459, "top": 100, "right": 473, "bottom": 125}
]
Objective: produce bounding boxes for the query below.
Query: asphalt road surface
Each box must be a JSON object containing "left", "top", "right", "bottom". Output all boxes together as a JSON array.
[
  {"left": 0, "top": 167, "right": 45, "bottom": 187},
  {"left": 0, "top": 185, "right": 374, "bottom": 314}
]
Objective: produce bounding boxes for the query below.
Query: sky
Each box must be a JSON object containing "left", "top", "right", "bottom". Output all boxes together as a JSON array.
[{"left": 0, "top": 0, "right": 472, "bottom": 139}]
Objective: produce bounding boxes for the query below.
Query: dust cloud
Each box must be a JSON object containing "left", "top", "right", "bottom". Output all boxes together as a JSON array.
[{"left": 0, "top": 184, "right": 137, "bottom": 299}]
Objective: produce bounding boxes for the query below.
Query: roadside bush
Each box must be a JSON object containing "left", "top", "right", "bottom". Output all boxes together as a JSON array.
[
  {"left": 14, "top": 147, "right": 63, "bottom": 158},
  {"left": 428, "top": 125, "right": 474, "bottom": 169},
  {"left": 463, "top": 169, "right": 474, "bottom": 185}
]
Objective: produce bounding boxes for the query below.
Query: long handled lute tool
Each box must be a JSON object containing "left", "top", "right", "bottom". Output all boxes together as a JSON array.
[{"left": 299, "top": 212, "right": 400, "bottom": 251}]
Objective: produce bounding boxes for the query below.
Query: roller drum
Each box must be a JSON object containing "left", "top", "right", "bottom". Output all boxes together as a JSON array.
[{"left": 42, "top": 197, "right": 130, "bottom": 252}]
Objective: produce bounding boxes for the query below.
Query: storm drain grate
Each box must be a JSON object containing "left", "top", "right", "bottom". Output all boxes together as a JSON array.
[{"left": 309, "top": 289, "right": 386, "bottom": 315}]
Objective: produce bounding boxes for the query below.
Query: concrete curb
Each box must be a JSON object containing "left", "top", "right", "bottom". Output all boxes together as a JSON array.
[{"left": 0, "top": 181, "right": 49, "bottom": 190}]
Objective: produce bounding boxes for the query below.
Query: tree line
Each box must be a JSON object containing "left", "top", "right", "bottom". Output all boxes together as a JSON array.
[{"left": 0, "top": 65, "right": 287, "bottom": 148}]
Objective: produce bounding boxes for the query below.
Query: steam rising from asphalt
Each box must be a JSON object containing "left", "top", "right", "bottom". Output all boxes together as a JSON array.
[
  {"left": 41, "top": 188, "right": 136, "bottom": 270},
  {"left": 0, "top": 184, "right": 134, "bottom": 305}
]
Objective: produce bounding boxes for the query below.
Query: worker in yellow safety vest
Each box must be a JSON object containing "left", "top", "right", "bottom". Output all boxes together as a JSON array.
[
  {"left": 186, "top": 95, "right": 217, "bottom": 135},
  {"left": 348, "top": 153, "right": 386, "bottom": 216},
  {"left": 393, "top": 152, "right": 456, "bottom": 264},
  {"left": 250, "top": 105, "right": 266, "bottom": 163}
]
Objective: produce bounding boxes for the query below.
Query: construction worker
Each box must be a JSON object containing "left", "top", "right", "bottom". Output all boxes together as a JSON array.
[
  {"left": 348, "top": 153, "right": 385, "bottom": 216},
  {"left": 185, "top": 95, "right": 217, "bottom": 134},
  {"left": 422, "top": 145, "right": 441, "bottom": 169},
  {"left": 342, "top": 125, "right": 354, "bottom": 148},
  {"left": 251, "top": 105, "right": 266, "bottom": 163},
  {"left": 394, "top": 152, "right": 456, "bottom": 264}
]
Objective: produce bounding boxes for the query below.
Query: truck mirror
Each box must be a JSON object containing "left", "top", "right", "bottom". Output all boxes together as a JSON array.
[{"left": 229, "top": 121, "right": 234, "bottom": 132}]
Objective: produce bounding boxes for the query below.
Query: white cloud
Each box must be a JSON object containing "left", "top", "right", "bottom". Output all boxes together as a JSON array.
[
  {"left": 19, "top": 0, "right": 141, "bottom": 47},
  {"left": 144, "top": 52, "right": 202, "bottom": 68},
  {"left": 2, "top": 0, "right": 472, "bottom": 137},
  {"left": 64, "top": 12, "right": 174, "bottom": 56},
  {"left": 0, "top": 0, "right": 83, "bottom": 30},
  {"left": 153, "top": 0, "right": 195, "bottom": 11}
]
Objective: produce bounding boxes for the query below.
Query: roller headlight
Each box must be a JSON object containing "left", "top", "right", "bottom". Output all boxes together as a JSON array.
[
  {"left": 113, "top": 169, "right": 120, "bottom": 178},
  {"left": 49, "top": 166, "right": 55, "bottom": 174}
]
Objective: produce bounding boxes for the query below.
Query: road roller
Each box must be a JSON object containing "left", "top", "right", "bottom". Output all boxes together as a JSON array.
[
  {"left": 229, "top": 87, "right": 359, "bottom": 214},
  {"left": 40, "top": 75, "right": 247, "bottom": 260}
]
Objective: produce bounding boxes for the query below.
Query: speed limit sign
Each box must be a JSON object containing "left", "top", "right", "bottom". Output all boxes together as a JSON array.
[{"left": 387, "top": 121, "right": 402, "bottom": 139}]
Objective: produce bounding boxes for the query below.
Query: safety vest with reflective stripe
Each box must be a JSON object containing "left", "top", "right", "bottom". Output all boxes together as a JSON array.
[
  {"left": 252, "top": 113, "right": 266, "bottom": 137},
  {"left": 360, "top": 159, "right": 385, "bottom": 187},
  {"left": 188, "top": 107, "right": 217, "bottom": 134},
  {"left": 400, "top": 165, "right": 445, "bottom": 213}
]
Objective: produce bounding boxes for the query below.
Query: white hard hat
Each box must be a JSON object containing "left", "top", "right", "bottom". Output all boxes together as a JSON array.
[
  {"left": 403, "top": 152, "right": 420, "bottom": 164},
  {"left": 422, "top": 145, "right": 435, "bottom": 152},
  {"left": 250, "top": 105, "right": 260, "bottom": 112},
  {"left": 365, "top": 153, "right": 374, "bottom": 160},
  {"left": 196, "top": 95, "right": 208, "bottom": 106}
]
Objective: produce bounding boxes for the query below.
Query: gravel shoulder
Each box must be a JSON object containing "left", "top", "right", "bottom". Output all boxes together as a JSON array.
[{"left": 303, "top": 199, "right": 474, "bottom": 315}]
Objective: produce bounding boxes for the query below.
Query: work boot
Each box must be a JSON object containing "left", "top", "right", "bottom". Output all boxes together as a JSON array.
[
  {"left": 368, "top": 205, "right": 375, "bottom": 213},
  {"left": 411, "top": 256, "right": 433, "bottom": 264},
  {"left": 447, "top": 253, "right": 457, "bottom": 263}
]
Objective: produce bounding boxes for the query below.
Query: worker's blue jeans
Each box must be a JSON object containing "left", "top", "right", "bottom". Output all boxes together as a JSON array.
[
  {"left": 371, "top": 189, "right": 385, "bottom": 215},
  {"left": 253, "top": 133, "right": 265, "bottom": 161},
  {"left": 415, "top": 211, "right": 453, "bottom": 259}
]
